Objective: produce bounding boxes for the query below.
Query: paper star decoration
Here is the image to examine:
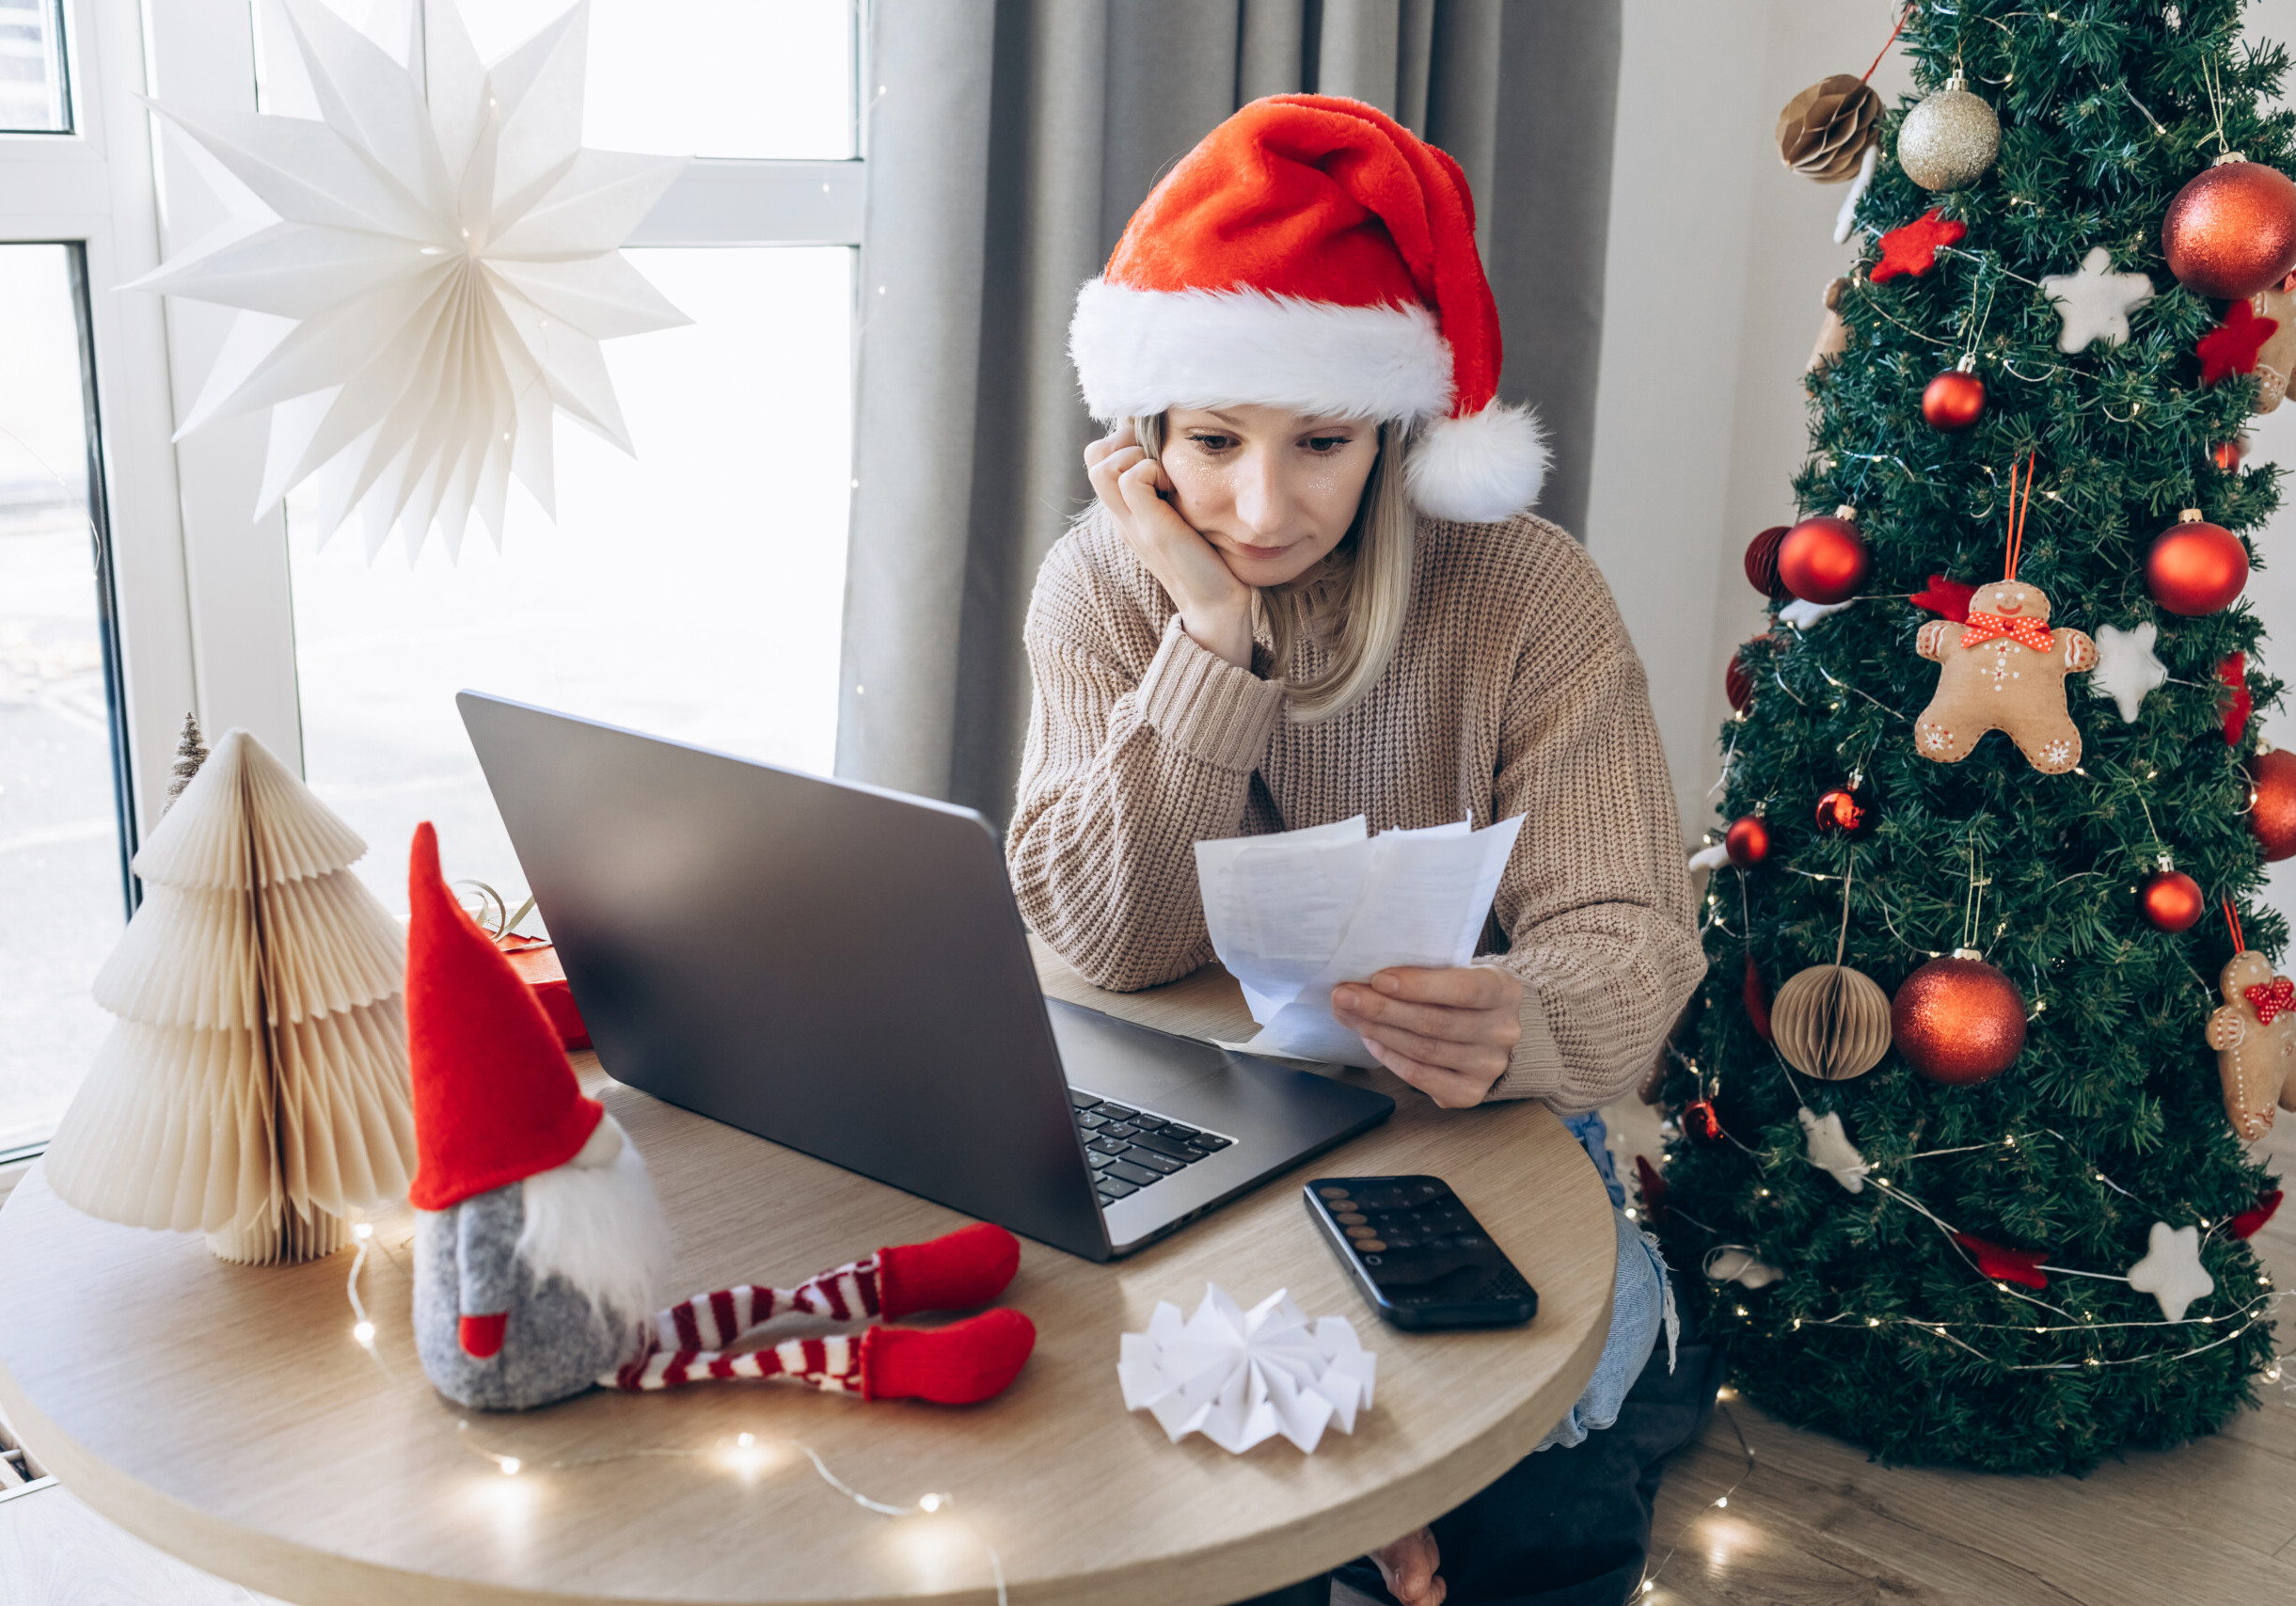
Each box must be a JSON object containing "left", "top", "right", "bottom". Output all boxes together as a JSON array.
[
  {"left": 2198, "top": 296, "right": 2277, "bottom": 386},
  {"left": 1117, "top": 1285, "right": 1377, "bottom": 1455},
  {"left": 2038, "top": 246, "right": 2155, "bottom": 354},
  {"left": 2088, "top": 622, "right": 2168, "bottom": 723},
  {"left": 1779, "top": 597, "right": 1855, "bottom": 630},
  {"left": 1705, "top": 1248, "right": 1783, "bottom": 1288},
  {"left": 1951, "top": 1232, "right": 2050, "bottom": 1289},
  {"left": 1798, "top": 1105, "right": 1868, "bottom": 1193},
  {"left": 128, "top": 0, "right": 690, "bottom": 558},
  {"left": 1871, "top": 209, "right": 1967, "bottom": 283},
  {"left": 2126, "top": 1220, "right": 2214, "bottom": 1322}
]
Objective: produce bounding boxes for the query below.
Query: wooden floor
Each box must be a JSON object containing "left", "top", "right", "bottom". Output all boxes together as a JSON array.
[{"left": 4, "top": 1119, "right": 2293, "bottom": 1606}]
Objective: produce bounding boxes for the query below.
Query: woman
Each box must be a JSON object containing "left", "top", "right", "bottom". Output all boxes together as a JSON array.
[{"left": 1008, "top": 97, "right": 1708, "bottom": 1605}]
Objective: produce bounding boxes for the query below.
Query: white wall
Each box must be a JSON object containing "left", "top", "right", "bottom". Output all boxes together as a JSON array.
[{"left": 1583, "top": 0, "right": 2296, "bottom": 926}]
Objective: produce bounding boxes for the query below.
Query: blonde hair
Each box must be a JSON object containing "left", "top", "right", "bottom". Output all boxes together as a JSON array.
[{"left": 1131, "top": 412, "right": 1415, "bottom": 723}]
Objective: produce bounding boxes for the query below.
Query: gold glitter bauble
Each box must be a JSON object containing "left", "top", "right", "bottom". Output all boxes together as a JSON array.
[
  {"left": 1772, "top": 964, "right": 1892, "bottom": 1082},
  {"left": 1898, "top": 73, "right": 2001, "bottom": 192}
]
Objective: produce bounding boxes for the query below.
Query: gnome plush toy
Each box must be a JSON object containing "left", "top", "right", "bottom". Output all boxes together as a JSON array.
[{"left": 404, "top": 822, "right": 1037, "bottom": 1410}]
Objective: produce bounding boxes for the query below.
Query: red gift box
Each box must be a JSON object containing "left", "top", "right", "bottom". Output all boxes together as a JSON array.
[{"left": 497, "top": 934, "right": 592, "bottom": 1051}]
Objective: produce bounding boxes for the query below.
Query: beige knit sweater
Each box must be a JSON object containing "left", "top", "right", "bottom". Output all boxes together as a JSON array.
[{"left": 1006, "top": 505, "right": 1702, "bottom": 1114}]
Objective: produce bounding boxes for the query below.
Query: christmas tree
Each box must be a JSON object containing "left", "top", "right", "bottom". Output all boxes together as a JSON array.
[
  {"left": 1660, "top": 0, "right": 2293, "bottom": 1473},
  {"left": 43, "top": 729, "right": 416, "bottom": 1264}
]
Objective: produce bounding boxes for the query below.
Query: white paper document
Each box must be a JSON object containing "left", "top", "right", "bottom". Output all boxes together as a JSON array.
[{"left": 1194, "top": 813, "right": 1526, "bottom": 1068}]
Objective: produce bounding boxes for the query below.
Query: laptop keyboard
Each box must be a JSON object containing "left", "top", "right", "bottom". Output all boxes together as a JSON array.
[{"left": 1070, "top": 1089, "right": 1234, "bottom": 1204}]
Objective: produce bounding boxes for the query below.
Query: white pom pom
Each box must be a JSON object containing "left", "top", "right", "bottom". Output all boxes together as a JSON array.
[{"left": 1405, "top": 403, "right": 1549, "bottom": 523}]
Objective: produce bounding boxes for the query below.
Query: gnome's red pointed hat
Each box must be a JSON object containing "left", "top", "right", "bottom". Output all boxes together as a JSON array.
[
  {"left": 404, "top": 821, "right": 602, "bottom": 1212},
  {"left": 1068, "top": 93, "right": 1546, "bottom": 524}
]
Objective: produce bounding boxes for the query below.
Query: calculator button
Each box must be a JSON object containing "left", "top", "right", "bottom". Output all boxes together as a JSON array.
[
  {"left": 1336, "top": 1212, "right": 1368, "bottom": 1226},
  {"left": 1356, "top": 1241, "right": 1386, "bottom": 1253},
  {"left": 1318, "top": 1186, "right": 1351, "bottom": 1200}
]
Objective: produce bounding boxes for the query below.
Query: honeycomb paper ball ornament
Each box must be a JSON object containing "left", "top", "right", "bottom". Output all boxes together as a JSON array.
[
  {"left": 1772, "top": 964, "right": 1892, "bottom": 1081},
  {"left": 1776, "top": 73, "right": 1882, "bottom": 183},
  {"left": 1744, "top": 525, "right": 1792, "bottom": 599},
  {"left": 1724, "top": 814, "right": 1772, "bottom": 868},
  {"left": 1892, "top": 951, "right": 2027, "bottom": 1086},
  {"left": 2138, "top": 861, "right": 2206, "bottom": 932},
  {"left": 2162, "top": 155, "right": 2296, "bottom": 299},
  {"left": 2146, "top": 509, "right": 2249, "bottom": 616},
  {"left": 1897, "top": 72, "right": 2002, "bottom": 191},
  {"left": 1922, "top": 361, "right": 1986, "bottom": 431},
  {"left": 1778, "top": 507, "right": 1869, "bottom": 604},
  {"left": 2249, "top": 745, "right": 2296, "bottom": 862}
]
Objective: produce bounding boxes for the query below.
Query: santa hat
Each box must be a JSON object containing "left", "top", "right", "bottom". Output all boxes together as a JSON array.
[
  {"left": 404, "top": 821, "right": 602, "bottom": 1212},
  {"left": 1069, "top": 94, "right": 1547, "bottom": 525}
]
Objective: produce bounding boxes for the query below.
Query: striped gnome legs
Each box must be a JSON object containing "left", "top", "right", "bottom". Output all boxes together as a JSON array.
[{"left": 610, "top": 1223, "right": 1035, "bottom": 1405}]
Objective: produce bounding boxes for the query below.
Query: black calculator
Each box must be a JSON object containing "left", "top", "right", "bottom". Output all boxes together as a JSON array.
[{"left": 1305, "top": 1175, "right": 1538, "bottom": 1330}]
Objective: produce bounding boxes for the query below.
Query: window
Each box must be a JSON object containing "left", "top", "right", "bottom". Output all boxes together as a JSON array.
[
  {"left": 0, "top": 0, "right": 861, "bottom": 1153},
  {"left": 0, "top": 244, "right": 120, "bottom": 1154}
]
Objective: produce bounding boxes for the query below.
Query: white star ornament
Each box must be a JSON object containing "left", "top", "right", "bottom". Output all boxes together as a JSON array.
[
  {"left": 127, "top": 0, "right": 691, "bottom": 559},
  {"left": 1798, "top": 1105, "right": 1869, "bottom": 1194},
  {"left": 2125, "top": 1220, "right": 2214, "bottom": 1322},
  {"left": 2039, "top": 246, "right": 2155, "bottom": 355},
  {"left": 2088, "top": 621, "right": 2168, "bottom": 723}
]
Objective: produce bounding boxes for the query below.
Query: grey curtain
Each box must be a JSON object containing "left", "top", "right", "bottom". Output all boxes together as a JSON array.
[{"left": 836, "top": 0, "right": 1623, "bottom": 823}]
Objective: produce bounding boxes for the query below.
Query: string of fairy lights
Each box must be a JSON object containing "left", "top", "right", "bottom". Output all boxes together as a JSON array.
[{"left": 341, "top": 1220, "right": 1008, "bottom": 1606}]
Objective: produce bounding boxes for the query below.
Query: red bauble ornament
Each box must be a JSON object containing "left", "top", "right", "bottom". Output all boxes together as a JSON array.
[
  {"left": 2211, "top": 437, "right": 2248, "bottom": 472},
  {"left": 1921, "top": 365, "right": 1987, "bottom": 431},
  {"left": 1724, "top": 814, "right": 1772, "bottom": 868},
  {"left": 1725, "top": 650, "right": 1755, "bottom": 712},
  {"left": 1777, "top": 507, "right": 1870, "bottom": 604},
  {"left": 2249, "top": 745, "right": 2296, "bottom": 862},
  {"left": 1744, "top": 525, "right": 1792, "bottom": 599},
  {"left": 2145, "top": 511, "right": 2249, "bottom": 615},
  {"left": 2162, "top": 157, "right": 2296, "bottom": 299},
  {"left": 2138, "top": 864, "right": 2206, "bottom": 932},
  {"left": 1892, "top": 952, "right": 2027, "bottom": 1086},
  {"left": 1683, "top": 1098, "right": 1722, "bottom": 1141},
  {"left": 1813, "top": 778, "right": 1875, "bottom": 837}
]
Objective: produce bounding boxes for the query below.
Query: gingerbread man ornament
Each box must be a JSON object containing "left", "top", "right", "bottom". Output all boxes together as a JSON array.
[
  {"left": 2206, "top": 948, "right": 2296, "bottom": 1142},
  {"left": 1912, "top": 457, "right": 2096, "bottom": 774}
]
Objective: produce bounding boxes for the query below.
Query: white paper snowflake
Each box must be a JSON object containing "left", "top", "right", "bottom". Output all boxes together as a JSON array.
[
  {"left": 130, "top": 0, "right": 690, "bottom": 558},
  {"left": 1117, "top": 1285, "right": 1378, "bottom": 1454}
]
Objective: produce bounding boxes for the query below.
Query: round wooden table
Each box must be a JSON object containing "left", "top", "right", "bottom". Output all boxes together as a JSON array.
[{"left": 0, "top": 945, "right": 1618, "bottom": 1606}]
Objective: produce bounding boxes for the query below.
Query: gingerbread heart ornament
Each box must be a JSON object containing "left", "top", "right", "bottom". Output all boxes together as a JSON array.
[
  {"left": 1914, "top": 579, "right": 2097, "bottom": 772},
  {"left": 2206, "top": 948, "right": 2296, "bottom": 1142}
]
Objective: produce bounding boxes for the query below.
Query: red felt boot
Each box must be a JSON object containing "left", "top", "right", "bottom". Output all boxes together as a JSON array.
[
  {"left": 876, "top": 1222, "right": 1021, "bottom": 1318},
  {"left": 861, "top": 1309, "right": 1037, "bottom": 1405}
]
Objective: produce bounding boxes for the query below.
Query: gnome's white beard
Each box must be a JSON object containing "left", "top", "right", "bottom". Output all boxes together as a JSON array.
[{"left": 516, "top": 1123, "right": 673, "bottom": 1330}]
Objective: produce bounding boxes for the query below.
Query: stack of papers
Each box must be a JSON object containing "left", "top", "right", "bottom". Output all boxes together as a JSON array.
[{"left": 1194, "top": 814, "right": 1525, "bottom": 1067}]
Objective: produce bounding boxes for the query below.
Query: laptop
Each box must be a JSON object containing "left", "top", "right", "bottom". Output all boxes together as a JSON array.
[{"left": 458, "top": 692, "right": 1395, "bottom": 1261}]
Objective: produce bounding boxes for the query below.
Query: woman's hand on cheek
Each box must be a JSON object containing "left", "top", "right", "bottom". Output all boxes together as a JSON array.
[
  {"left": 1084, "top": 424, "right": 1254, "bottom": 669},
  {"left": 1331, "top": 965, "right": 1523, "bottom": 1109}
]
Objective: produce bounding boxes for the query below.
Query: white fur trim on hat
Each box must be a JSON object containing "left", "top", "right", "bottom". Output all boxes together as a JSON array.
[
  {"left": 1069, "top": 278, "right": 1452, "bottom": 423},
  {"left": 1405, "top": 403, "right": 1549, "bottom": 523}
]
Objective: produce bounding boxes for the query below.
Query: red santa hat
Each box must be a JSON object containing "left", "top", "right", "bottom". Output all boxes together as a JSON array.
[
  {"left": 404, "top": 821, "right": 603, "bottom": 1212},
  {"left": 1069, "top": 93, "right": 1546, "bottom": 525}
]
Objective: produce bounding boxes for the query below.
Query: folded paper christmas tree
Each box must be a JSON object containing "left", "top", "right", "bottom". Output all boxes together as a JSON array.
[{"left": 43, "top": 729, "right": 416, "bottom": 1264}]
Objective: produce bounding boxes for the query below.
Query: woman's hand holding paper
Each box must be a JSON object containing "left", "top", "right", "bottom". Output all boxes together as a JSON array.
[{"left": 1332, "top": 966, "right": 1522, "bottom": 1108}]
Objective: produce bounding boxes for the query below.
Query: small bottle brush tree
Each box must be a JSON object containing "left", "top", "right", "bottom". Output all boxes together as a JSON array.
[
  {"left": 1660, "top": 0, "right": 2288, "bottom": 1473},
  {"left": 43, "top": 729, "right": 416, "bottom": 1264}
]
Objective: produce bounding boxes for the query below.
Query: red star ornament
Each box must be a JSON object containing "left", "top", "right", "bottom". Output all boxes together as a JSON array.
[
  {"left": 2198, "top": 296, "right": 2278, "bottom": 385},
  {"left": 1909, "top": 574, "right": 1978, "bottom": 623},
  {"left": 1633, "top": 1154, "right": 1670, "bottom": 1224},
  {"left": 1951, "top": 1231, "right": 2051, "bottom": 1289},
  {"left": 1744, "top": 949, "right": 1772, "bottom": 1042},
  {"left": 1872, "top": 209, "right": 1968, "bottom": 283},
  {"left": 2228, "top": 1187, "right": 2283, "bottom": 1240},
  {"left": 2220, "top": 652, "right": 2254, "bottom": 746}
]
